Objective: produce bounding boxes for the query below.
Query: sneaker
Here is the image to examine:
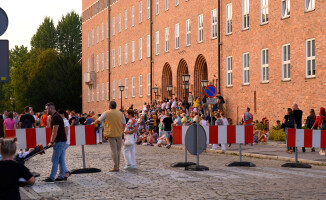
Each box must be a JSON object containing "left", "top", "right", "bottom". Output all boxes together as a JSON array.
[
  {"left": 124, "top": 165, "right": 132, "bottom": 169},
  {"left": 43, "top": 177, "right": 55, "bottom": 183},
  {"left": 131, "top": 165, "right": 136, "bottom": 169},
  {"left": 55, "top": 177, "right": 67, "bottom": 182}
]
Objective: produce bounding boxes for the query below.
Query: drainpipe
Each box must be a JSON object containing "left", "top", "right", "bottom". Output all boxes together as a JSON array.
[
  {"left": 150, "top": 0, "right": 153, "bottom": 103},
  {"left": 108, "top": 2, "right": 111, "bottom": 101},
  {"left": 218, "top": 0, "right": 221, "bottom": 93}
]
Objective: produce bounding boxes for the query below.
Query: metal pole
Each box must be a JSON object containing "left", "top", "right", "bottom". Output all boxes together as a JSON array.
[
  {"left": 82, "top": 145, "right": 86, "bottom": 169},
  {"left": 196, "top": 123, "right": 199, "bottom": 167},
  {"left": 295, "top": 147, "right": 298, "bottom": 164},
  {"left": 120, "top": 91, "right": 122, "bottom": 110},
  {"left": 239, "top": 144, "right": 242, "bottom": 162},
  {"left": 211, "top": 105, "right": 214, "bottom": 125},
  {"left": 184, "top": 89, "right": 187, "bottom": 163}
]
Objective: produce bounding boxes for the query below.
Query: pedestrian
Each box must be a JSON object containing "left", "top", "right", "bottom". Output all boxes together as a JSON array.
[
  {"left": 93, "top": 101, "right": 126, "bottom": 172},
  {"left": 123, "top": 109, "right": 138, "bottom": 169},
  {"left": 43, "top": 103, "right": 67, "bottom": 183},
  {"left": 200, "top": 114, "right": 208, "bottom": 126},
  {"left": 69, "top": 111, "right": 76, "bottom": 126},
  {"left": 3, "top": 112, "right": 16, "bottom": 137},
  {"left": 283, "top": 108, "right": 295, "bottom": 154},
  {"left": 312, "top": 107, "right": 326, "bottom": 155},
  {"left": 0, "top": 138, "right": 35, "bottom": 200},
  {"left": 41, "top": 110, "right": 48, "bottom": 127},
  {"left": 18, "top": 107, "right": 36, "bottom": 128},
  {"left": 98, "top": 114, "right": 104, "bottom": 144},
  {"left": 243, "top": 107, "right": 253, "bottom": 125},
  {"left": 292, "top": 104, "right": 305, "bottom": 152},
  {"left": 212, "top": 113, "right": 224, "bottom": 151},
  {"left": 216, "top": 92, "right": 225, "bottom": 112},
  {"left": 163, "top": 113, "right": 173, "bottom": 148},
  {"left": 58, "top": 109, "right": 71, "bottom": 180},
  {"left": 306, "top": 109, "right": 316, "bottom": 152}
]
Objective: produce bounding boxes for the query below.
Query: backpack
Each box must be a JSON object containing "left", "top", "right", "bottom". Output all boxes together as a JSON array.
[
  {"left": 286, "top": 115, "right": 295, "bottom": 127},
  {"left": 320, "top": 116, "right": 326, "bottom": 130}
]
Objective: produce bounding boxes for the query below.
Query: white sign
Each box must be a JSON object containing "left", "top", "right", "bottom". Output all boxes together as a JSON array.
[
  {"left": 207, "top": 97, "right": 217, "bottom": 105},
  {"left": 188, "top": 95, "right": 193, "bottom": 104}
]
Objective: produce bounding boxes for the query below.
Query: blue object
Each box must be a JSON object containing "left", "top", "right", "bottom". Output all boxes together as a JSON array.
[
  {"left": 0, "top": 7, "right": 9, "bottom": 36},
  {"left": 205, "top": 85, "right": 217, "bottom": 98}
]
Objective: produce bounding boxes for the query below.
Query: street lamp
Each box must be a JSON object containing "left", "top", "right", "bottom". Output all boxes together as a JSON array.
[
  {"left": 166, "top": 85, "right": 175, "bottom": 97},
  {"left": 182, "top": 74, "right": 191, "bottom": 83},
  {"left": 152, "top": 87, "right": 159, "bottom": 99},
  {"left": 201, "top": 80, "right": 209, "bottom": 88},
  {"left": 119, "top": 85, "right": 125, "bottom": 110}
]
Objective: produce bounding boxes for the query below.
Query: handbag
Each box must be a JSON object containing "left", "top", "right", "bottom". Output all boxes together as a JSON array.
[{"left": 124, "top": 134, "right": 135, "bottom": 146}]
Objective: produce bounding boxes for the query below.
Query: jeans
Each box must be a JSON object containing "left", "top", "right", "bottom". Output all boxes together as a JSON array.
[
  {"left": 61, "top": 143, "right": 69, "bottom": 174},
  {"left": 97, "top": 127, "right": 103, "bottom": 143},
  {"left": 50, "top": 141, "right": 67, "bottom": 180}
]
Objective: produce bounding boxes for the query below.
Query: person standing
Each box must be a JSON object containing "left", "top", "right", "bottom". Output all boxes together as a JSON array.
[
  {"left": 312, "top": 107, "right": 326, "bottom": 155},
  {"left": 3, "top": 112, "right": 16, "bottom": 137},
  {"left": 43, "top": 103, "right": 67, "bottom": 183},
  {"left": 163, "top": 113, "right": 173, "bottom": 148},
  {"left": 18, "top": 107, "right": 36, "bottom": 129},
  {"left": 292, "top": 104, "right": 304, "bottom": 152},
  {"left": 243, "top": 107, "right": 253, "bottom": 125},
  {"left": 97, "top": 114, "right": 104, "bottom": 144},
  {"left": 216, "top": 93, "right": 225, "bottom": 112},
  {"left": 58, "top": 109, "right": 71, "bottom": 180},
  {"left": 284, "top": 108, "right": 295, "bottom": 154},
  {"left": 306, "top": 109, "right": 316, "bottom": 152},
  {"left": 93, "top": 101, "right": 126, "bottom": 172},
  {"left": 123, "top": 109, "right": 138, "bottom": 169},
  {"left": 41, "top": 110, "right": 48, "bottom": 128}
]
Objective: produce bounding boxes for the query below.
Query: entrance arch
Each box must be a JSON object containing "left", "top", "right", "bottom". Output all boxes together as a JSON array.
[
  {"left": 177, "top": 59, "right": 189, "bottom": 100},
  {"left": 194, "top": 54, "right": 208, "bottom": 98},
  {"left": 162, "top": 63, "right": 172, "bottom": 99}
]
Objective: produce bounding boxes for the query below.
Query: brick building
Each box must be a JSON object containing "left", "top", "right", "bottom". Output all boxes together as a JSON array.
[{"left": 82, "top": 0, "right": 326, "bottom": 126}]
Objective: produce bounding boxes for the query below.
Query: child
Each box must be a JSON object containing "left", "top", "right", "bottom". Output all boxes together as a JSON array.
[
  {"left": 259, "top": 128, "right": 269, "bottom": 143},
  {"left": 0, "top": 138, "right": 35, "bottom": 200}
]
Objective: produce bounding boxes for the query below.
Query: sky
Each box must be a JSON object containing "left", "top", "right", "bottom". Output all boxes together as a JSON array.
[{"left": 0, "top": 0, "right": 82, "bottom": 50}]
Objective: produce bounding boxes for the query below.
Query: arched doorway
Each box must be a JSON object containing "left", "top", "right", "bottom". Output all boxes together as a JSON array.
[
  {"left": 177, "top": 59, "right": 189, "bottom": 100},
  {"left": 194, "top": 54, "right": 208, "bottom": 98},
  {"left": 162, "top": 63, "right": 172, "bottom": 100}
]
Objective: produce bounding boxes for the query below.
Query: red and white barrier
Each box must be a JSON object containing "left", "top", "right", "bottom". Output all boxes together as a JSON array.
[
  {"left": 173, "top": 125, "right": 253, "bottom": 145},
  {"left": 287, "top": 129, "right": 326, "bottom": 148},
  {"left": 5, "top": 125, "right": 95, "bottom": 149}
]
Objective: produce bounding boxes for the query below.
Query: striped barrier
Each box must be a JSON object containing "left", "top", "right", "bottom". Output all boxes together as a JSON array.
[
  {"left": 5, "top": 125, "right": 95, "bottom": 149},
  {"left": 287, "top": 129, "right": 326, "bottom": 148},
  {"left": 173, "top": 125, "right": 253, "bottom": 145}
]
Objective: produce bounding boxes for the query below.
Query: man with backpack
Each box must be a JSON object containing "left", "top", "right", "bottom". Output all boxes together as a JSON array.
[
  {"left": 312, "top": 107, "right": 326, "bottom": 155},
  {"left": 292, "top": 104, "right": 305, "bottom": 152}
]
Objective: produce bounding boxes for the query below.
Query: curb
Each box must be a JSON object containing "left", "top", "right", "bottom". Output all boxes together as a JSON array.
[{"left": 170, "top": 145, "right": 326, "bottom": 166}]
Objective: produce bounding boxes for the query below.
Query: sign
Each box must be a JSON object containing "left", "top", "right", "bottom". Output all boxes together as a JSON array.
[
  {"left": 205, "top": 85, "right": 217, "bottom": 98},
  {"left": 0, "top": 8, "right": 9, "bottom": 36},
  {"left": 185, "top": 123, "right": 207, "bottom": 155},
  {"left": 0, "top": 40, "right": 9, "bottom": 82},
  {"left": 207, "top": 97, "right": 217, "bottom": 105},
  {"left": 188, "top": 95, "right": 193, "bottom": 104}
]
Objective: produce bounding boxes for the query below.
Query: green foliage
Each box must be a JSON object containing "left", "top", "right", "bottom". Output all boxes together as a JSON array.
[
  {"left": 30, "top": 17, "right": 57, "bottom": 49},
  {"left": 272, "top": 124, "right": 282, "bottom": 130},
  {"left": 256, "top": 122, "right": 266, "bottom": 131},
  {"left": 269, "top": 129, "right": 286, "bottom": 141}
]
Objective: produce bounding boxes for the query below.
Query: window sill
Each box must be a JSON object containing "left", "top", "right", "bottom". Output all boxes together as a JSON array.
[
  {"left": 305, "top": 76, "right": 316, "bottom": 79},
  {"left": 186, "top": 44, "right": 191, "bottom": 47},
  {"left": 225, "top": 33, "right": 232, "bottom": 36},
  {"left": 281, "top": 16, "right": 290, "bottom": 20},
  {"left": 139, "top": 96, "right": 143, "bottom": 98},
  {"left": 260, "top": 81, "right": 269, "bottom": 84},
  {"left": 198, "top": 41, "right": 203, "bottom": 44},
  {"left": 242, "top": 83, "right": 250, "bottom": 86},
  {"left": 211, "top": 37, "right": 217, "bottom": 40},
  {"left": 305, "top": 9, "right": 315, "bottom": 13},
  {"left": 226, "top": 85, "right": 233, "bottom": 88},
  {"left": 282, "top": 79, "right": 291, "bottom": 82},
  {"left": 242, "top": 28, "right": 249, "bottom": 31},
  {"left": 260, "top": 22, "right": 269, "bottom": 26},
  {"left": 175, "top": 47, "right": 179, "bottom": 50}
]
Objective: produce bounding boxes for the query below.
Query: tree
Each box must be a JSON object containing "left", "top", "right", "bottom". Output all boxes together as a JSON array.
[
  {"left": 56, "top": 11, "right": 82, "bottom": 60},
  {"left": 30, "top": 17, "right": 57, "bottom": 49}
]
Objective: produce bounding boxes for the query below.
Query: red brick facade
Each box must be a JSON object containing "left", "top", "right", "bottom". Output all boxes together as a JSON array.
[{"left": 82, "top": 0, "right": 326, "bottom": 126}]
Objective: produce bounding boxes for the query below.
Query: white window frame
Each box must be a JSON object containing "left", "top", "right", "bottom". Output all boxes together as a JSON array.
[
  {"left": 139, "top": 38, "right": 143, "bottom": 60},
  {"left": 112, "top": 49, "right": 115, "bottom": 68},
  {"left": 92, "top": 87, "right": 94, "bottom": 102},
  {"left": 139, "top": 75, "right": 143, "bottom": 97},
  {"left": 107, "top": 82, "right": 109, "bottom": 100},
  {"left": 186, "top": 19, "right": 191, "bottom": 46},
  {"left": 282, "top": 44, "right": 291, "bottom": 81},
  {"left": 101, "top": 23, "right": 104, "bottom": 41},
  {"left": 305, "top": 39, "right": 315, "bottom": 78},
  {"left": 261, "top": 48, "right": 269, "bottom": 83},
  {"left": 132, "top": 77, "right": 135, "bottom": 97},
  {"left": 147, "top": 0, "right": 150, "bottom": 19},
  {"left": 305, "top": 0, "right": 315, "bottom": 12},
  {"left": 125, "top": 78, "right": 128, "bottom": 99},
  {"left": 243, "top": 53, "right": 250, "bottom": 85},
  {"left": 261, "top": 0, "right": 269, "bottom": 24},
  {"left": 97, "top": 84, "right": 99, "bottom": 101},
  {"left": 139, "top": 1, "right": 143, "bottom": 23},
  {"left": 155, "top": 0, "right": 159, "bottom": 15},
  {"left": 281, "top": 0, "right": 290, "bottom": 19},
  {"left": 101, "top": 53, "right": 104, "bottom": 71},
  {"left": 112, "top": 81, "right": 116, "bottom": 100},
  {"left": 118, "top": 13, "right": 121, "bottom": 33},
  {"left": 101, "top": 83, "right": 104, "bottom": 101},
  {"left": 118, "top": 80, "right": 121, "bottom": 99},
  {"left": 125, "top": 43, "right": 128, "bottom": 64},
  {"left": 165, "top": 28, "right": 169, "bottom": 52},
  {"left": 226, "top": 4, "right": 232, "bottom": 35},
  {"left": 124, "top": 10, "right": 128, "bottom": 30},
  {"left": 131, "top": 41, "right": 135, "bottom": 62},
  {"left": 243, "top": 0, "right": 249, "bottom": 30},
  {"left": 175, "top": 23, "right": 179, "bottom": 49},
  {"left": 175, "top": 0, "right": 179, "bottom": 6},
  {"left": 96, "top": 54, "right": 99, "bottom": 72},
  {"left": 211, "top": 9, "right": 217, "bottom": 39},
  {"left": 155, "top": 31, "right": 159, "bottom": 55},
  {"left": 96, "top": 25, "right": 99, "bottom": 43},
  {"left": 198, "top": 14, "right": 203, "bottom": 43},
  {"left": 87, "top": 31, "right": 90, "bottom": 47},
  {"left": 147, "top": 35, "right": 151, "bottom": 57},
  {"left": 92, "top": 28, "right": 94, "bottom": 45},
  {"left": 147, "top": 73, "right": 151, "bottom": 96},
  {"left": 226, "top": 56, "right": 233, "bottom": 87},
  {"left": 88, "top": 87, "right": 90, "bottom": 102},
  {"left": 131, "top": 6, "right": 135, "bottom": 27},
  {"left": 118, "top": 46, "right": 121, "bottom": 66},
  {"left": 165, "top": 0, "right": 169, "bottom": 11},
  {"left": 112, "top": 17, "right": 115, "bottom": 35}
]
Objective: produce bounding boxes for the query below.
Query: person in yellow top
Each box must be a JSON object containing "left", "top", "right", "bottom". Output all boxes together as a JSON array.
[
  {"left": 153, "top": 112, "right": 157, "bottom": 127},
  {"left": 193, "top": 98, "right": 199, "bottom": 112}
]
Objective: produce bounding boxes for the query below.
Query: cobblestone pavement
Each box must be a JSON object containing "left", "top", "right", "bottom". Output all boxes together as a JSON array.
[{"left": 21, "top": 143, "right": 326, "bottom": 200}]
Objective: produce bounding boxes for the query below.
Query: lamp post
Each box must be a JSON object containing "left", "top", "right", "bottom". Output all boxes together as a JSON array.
[
  {"left": 152, "top": 87, "right": 159, "bottom": 99},
  {"left": 201, "top": 80, "right": 209, "bottom": 89},
  {"left": 119, "top": 85, "right": 125, "bottom": 110},
  {"left": 166, "top": 85, "right": 175, "bottom": 97}
]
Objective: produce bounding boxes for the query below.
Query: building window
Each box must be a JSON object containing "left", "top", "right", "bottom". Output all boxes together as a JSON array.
[
  {"left": 155, "top": 31, "right": 159, "bottom": 55},
  {"left": 118, "top": 80, "right": 121, "bottom": 99},
  {"left": 101, "top": 23, "right": 104, "bottom": 41},
  {"left": 87, "top": 31, "right": 90, "bottom": 47},
  {"left": 165, "top": 28, "right": 169, "bottom": 52},
  {"left": 96, "top": 26, "right": 99, "bottom": 43},
  {"left": 132, "top": 77, "right": 135, "bottom": 97},
  {"left": 175, "top": 0, "right": 179, "bottom": 6},
  {"left": 107, "top": 20, "right": 109, "bottom": 38},
  {"left": 282, "top": 44, "right": 291, "bottom": 81},
  {"left": 131, "top": 41, "right": 135, "bottom": 62},
  {"left": 125, "top": 78, "right": 128, "bottom": 98},
  {"left": 118, "top": 13, "right": 121, "bottom": 33},
  {"left": 101, "top": 83, "right": 104, "bottom": 101},
  {"left": 124, "top": 10, "right": 128, "bottom": 30},
  {"left": 97, "top": 84, "right": 99, "bottom": 101},
  {"left": 131, "top": 6, "right": 135, "bottom": 27},
  {"left": 165, "top": 0, "right": 169, "bottom": 11},
  {"left": 305, "top": 0, "right": 315, "bottom": 12},
  {"left": 107, "top": 51, "right": 109, "bottom": 69},
  {"left": 125, "top": 43, "right": 128, "bottom": 64},
  {"left": 147, "top": 35, "right": 151, "bottom": 57},
  {"left": 243, "top": 53, "right": 250, "bottom": 85},
  {"left": 281, "top": 0, "right": 290, "bottom": 19},
  {"left": 198, "top": 14, "right": 203, "bottom": 43},
  {"left": 139, "top": 75, "right": 143, "bottom": 97},
  {"left": 139, "top": 1, "right": 143, "bottom": 23},
  {"left": 112, "top": 17, "right": 115, "bottom": 35},
  {"left": 211, "top": 9, "right": 217, "bottom": 39},
  {"left": 88, "top": 87, "right": 90, "bottom": 102},
  {"left": 226, "top": 4, "right": 232, "bottom": 35},
  {"left": 92, "top": 28, "right": 94, "bottom": 45},
  {"left": 306, "top": 39, "right": 315, "bottom": 78},
  {"left": 87, "top": 58, "right": 90, "bottom": 72},
  {"left": 243, "top": 0, "right": 249, "bottom": 29},
  {"left": 155, "top": 0, "right": 159, "bottom": 15},
  {"left": 147, "top": 0, "right": 150, "bottom": 19},
  {"left": 147, "top": 73, "right": 151, "bottom": 96},
  {"left": 118, "top": 46, "right": 121, "bottom": 66},
  {"left": 101, "top": 53, "right": 104, "bottom": 71},
  {"left": 112, "top": 49, "right": 115, "bottom": 68},
  {"left": 92, "top": 87, "right": 94, "bottom": 102},
  {"left": 261, "top": 48, "right": 269, "bottom": 83},
  {"left": 91, "top": 54, "right": 94, "bottom": 71},
  {"left": 139, "top": 38, "right": 143, "bottom": 60},
  {"left": 96, "top": 54, "right": 99, "bottom": 72},
  {"left": 261, "top": 0, "right": 268, "bottom": 24},
  {"left": 226, "top": 56, "right": 232, "bottom": 87},
  {"left": 186, "top": 19, "right": 191, "bottom": 46},
  {"left": 112, "top": 81, "right": 115, "bottom": 100},
  {"left": 175, "top": 23, "right": 179, "bottom": 49}
]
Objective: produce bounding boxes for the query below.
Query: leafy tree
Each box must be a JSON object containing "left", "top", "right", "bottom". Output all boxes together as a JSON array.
[
  {"left": 56, "top": 11, "right": 82, "bottom": 60},
  {"left": 30, "top": 17, "right": 57, "bottom": 49}
]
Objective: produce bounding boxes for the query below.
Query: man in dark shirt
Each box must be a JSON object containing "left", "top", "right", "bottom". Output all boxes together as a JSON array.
[
  {"left": 19, "top": 107, "right": 36, "bottom": 128},
  {"left": 43, "top": 102, "right": 67, "bottom": 183},
  {"left": 293, "top": 104, "right": 305, "bottom": 152},
  {"left": 79, "top": 113, "right": 87, "bottom": 125},
  {"left": 163, "top": 113, "right": 173, "bottom": 148}
]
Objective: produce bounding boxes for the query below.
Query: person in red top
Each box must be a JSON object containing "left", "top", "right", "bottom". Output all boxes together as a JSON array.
[
  {"left": 312, "top": 107, "right": 326, "bottom": 155},
  {"left": 40, "top": 110, "right": 48, "bottom": 127},
  {"left": 243, "top": 107, "right": 253, "bottom": 125}
]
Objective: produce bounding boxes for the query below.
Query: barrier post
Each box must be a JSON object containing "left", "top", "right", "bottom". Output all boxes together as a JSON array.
[
  {"left": 239, "top": 144, "right": 242, "bottom": 162},
  {"left": 82, "top": 145, "right": 86, "bottom": 169}
]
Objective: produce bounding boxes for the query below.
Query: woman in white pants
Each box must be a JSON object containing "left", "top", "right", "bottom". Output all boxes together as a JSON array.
[
  {"left": 124, "top": 109, "right": 139, "bottom": 169},
  {"left": 97, "top": 114, "right": 104, "bottom": 144}
]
